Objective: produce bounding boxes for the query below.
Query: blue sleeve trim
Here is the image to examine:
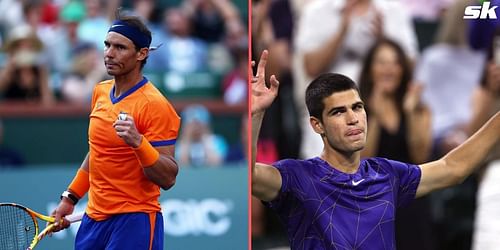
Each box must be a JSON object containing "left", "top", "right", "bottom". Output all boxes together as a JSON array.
[{"left": 150, "top": 139, "right": 177, "bottom": 147}]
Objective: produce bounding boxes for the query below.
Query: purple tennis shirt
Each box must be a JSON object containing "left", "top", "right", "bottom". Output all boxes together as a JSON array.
[{"left": 266, "top": 157, "right": 421, "bottom": 250}]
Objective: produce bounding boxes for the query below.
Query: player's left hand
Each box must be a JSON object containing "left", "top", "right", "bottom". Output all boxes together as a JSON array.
[
  {"left": 113, "top": 114, "right": 142, "bottom": 148},
  {"left": 49, "top": 198, "right": 74, "bottom": 234}
]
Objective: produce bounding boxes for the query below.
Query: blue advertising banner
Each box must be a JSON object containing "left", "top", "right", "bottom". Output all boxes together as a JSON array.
[{"left": 0, "top": 166, "right": 248, "bottom": 250}]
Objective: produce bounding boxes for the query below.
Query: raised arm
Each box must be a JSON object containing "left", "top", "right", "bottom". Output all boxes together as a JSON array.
[
  {"left": 416, "top": 111, "right": 500, "bottom": 197},
  {"left": 302, "top": 1, "right": 373, "bottom": 78},
  {"left": 302, "top": 15, "right": 349, "bottom": 78},
  {"left": 251, "top": 50, "right": 282, "bottom": 201}
]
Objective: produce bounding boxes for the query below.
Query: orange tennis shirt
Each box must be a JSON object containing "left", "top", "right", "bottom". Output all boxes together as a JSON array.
[{"left": 86, "top": 77, "right": 180, "bottom": 221}]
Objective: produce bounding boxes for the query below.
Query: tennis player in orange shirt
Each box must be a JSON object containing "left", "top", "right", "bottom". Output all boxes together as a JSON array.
[{"left": 50, "top": 11, "right": 181, "bottom": 250}]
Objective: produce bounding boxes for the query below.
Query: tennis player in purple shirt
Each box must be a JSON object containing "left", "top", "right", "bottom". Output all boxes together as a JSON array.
[{"left": 251, "top": 50, "right": 500, "bottom": 250}]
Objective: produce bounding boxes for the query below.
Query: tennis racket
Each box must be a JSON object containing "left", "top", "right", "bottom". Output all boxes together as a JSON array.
[{"left": 0, "top": 203, "right": 83, "bottom": 250}]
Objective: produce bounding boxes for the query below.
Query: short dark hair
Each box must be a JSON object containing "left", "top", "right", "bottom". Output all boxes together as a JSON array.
[
  {"left": 305, "top": 73, "right": 360, "bottom": 122},
  {"left": 115, "top": 10, "right": 151, "bottom": 69}
]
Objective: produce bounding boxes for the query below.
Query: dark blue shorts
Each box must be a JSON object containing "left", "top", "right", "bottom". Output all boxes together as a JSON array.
[{"left": 75, "top": 212, "right": 164, "bottom": 250}]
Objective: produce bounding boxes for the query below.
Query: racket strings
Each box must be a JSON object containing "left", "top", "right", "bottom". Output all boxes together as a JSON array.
[{"left": 0, "top": 205, "right": 36, "bottom": 250}]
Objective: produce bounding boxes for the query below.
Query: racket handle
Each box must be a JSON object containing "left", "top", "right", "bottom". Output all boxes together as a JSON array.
[
  {"left": 66, "top": 213, "right": 83, "bottom": 223},
  {"left": 37, "top": 213, "right": 82, "bottom": 239},
  {"left": 27, "top": 213, "right": 84, "bottom": 250}
]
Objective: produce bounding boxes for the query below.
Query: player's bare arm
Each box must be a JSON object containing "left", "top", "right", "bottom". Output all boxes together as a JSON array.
[
  {"left": 143, "top": 145, "right": 178, "bottom": 190},
  {"left": 251, "top": 50, "right": 282, "bottom": 202},
  {"left": 416, "top": 111, "right": 500, "bottom": 197},
  {"left": 113, "top": 116, "right": 178, "bottom": 190}
]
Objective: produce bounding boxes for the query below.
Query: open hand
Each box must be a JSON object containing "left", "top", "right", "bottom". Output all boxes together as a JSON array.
[{"left": 251, "top": 50, "right": 279, "bottom": 115}]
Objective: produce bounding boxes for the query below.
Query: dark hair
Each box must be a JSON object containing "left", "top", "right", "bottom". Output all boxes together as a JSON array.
[
  {"left": 115, "top": 9, "right": 152, "bottom": 69},
  {"left": 358, "top": 39, "right": 411, "bottom": 113},
  {"left": 306, "top": 73, "right": 360, "bottom": 122}
]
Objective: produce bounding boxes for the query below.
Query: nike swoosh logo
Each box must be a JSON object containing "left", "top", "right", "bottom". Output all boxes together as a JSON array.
[
  {"left": 352, "top": 179, "right": 365, "bottom": 186},
  {"left": 111, "top": 24, "right": 125, "bottom": 28}
]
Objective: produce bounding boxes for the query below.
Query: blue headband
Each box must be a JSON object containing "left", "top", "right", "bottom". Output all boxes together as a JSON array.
[{"left": 108, "top": 20, "right": 151, "bottom": 49}]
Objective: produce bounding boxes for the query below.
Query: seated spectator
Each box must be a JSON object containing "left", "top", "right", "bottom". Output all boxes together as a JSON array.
[
  {"left": 0, "top": 25, "right": 54, "bottom": 105},
  {"left": 0, "top": 120, "right": 24, "bottom": 168},
  {"left": 60, "top": 42, "right": 109, "bottom": 103},
  {"left": 176, "top": 104, "right": 228, "bottom": 167}
]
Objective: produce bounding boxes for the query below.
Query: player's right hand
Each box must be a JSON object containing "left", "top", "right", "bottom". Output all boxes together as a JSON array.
[
  {"left": 251, "top": 50, "right": 279, "bottom": 115},
  {"left": 49, "top": 198, "right": 75, "bottom": 234}
]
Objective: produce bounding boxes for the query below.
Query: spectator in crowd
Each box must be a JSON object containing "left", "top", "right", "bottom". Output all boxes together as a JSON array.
[
  {"left": 131, "top": 0, "right": 168, "bottom": 75},
  {"left": 413, "top": 2, "right": 492, "bottom": 248},
  {"left": 295, "top": 0, "right": 418, "bottom": 81},
  {"left": 130, "top": 0, "right": 162, "bottom": 34},
  {"left": 21, "top": 0, "right": 59, "bottom": 64},
  {"left": 184, "top": 0, "right": 225, "bottom": 43},
  {"left": 251, "top": 1, "right": 302, "bottom": 248},
  {"left": 0, "top": 25, "right": 54, "bottom": 105},
  {"left": 147, "top": 7, "right": 208, "bottom": 74},
  {"left": 0, "top": 120, "right": 25, "bottom": 168},
  {"left": 60, "top": 42, "right": 109, "bottom": 103},
  {"left": 39, "top": 0, "right": 59, "bottom": 26},
  {"left": 183, "top": 0, "right": 244, "bottom": 46},
  {"left": 267, "top": 0, "right": 302, "bottom": 160},
  {"left": 360, "top": 39, "right": 432, "bottom": 167},
  {"left": 176, "top": 104, "right": 228, "bottom": 167},
  {"left": 77, "top": 0, "right": 111, "bottom": 51},
  {"left": 359, "top": 39, "right": 435, "bottom": 250},
  {"left": 414, "top": 0, "right": 486, "bottom": 157},
  {"left": 43, "top": 0, "right": 87, "bottom": 77},
  {"left": 293, "top": 0, "right": 419, "bottom": 158}
]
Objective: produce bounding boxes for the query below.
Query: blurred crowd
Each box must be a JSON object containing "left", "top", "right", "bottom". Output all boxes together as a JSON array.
[
  {"left": 252, "top": 0, "right": 500, "bottom": 249},
  {"left": 0, "top": 0, "right": 248, "bottom": 168}
]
